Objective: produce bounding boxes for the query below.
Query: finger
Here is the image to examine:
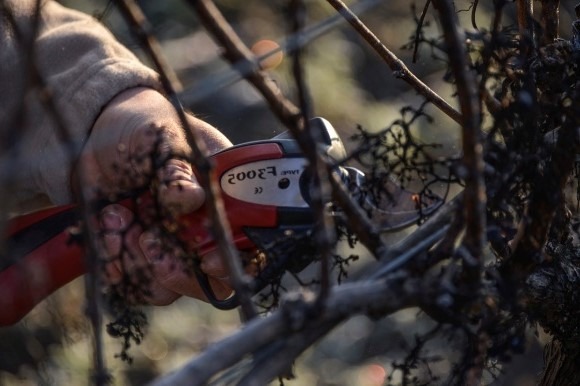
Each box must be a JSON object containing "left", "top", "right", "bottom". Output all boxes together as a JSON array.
[
  {"left": 99, "top": 204, "right": 134, "bottom": 284},
  {"left": 108, "top": 227, "right": 180, "bottom": 305},
  {"left": 113, "top": 222, "right": 151, "bottom": 290},
  {"left": 185, "top": 115, "right": 232, "bottom": 154},
  {"left": 137, "top": 231, "right": 208, "bottom": 303},
  {"left": 111, "top": 227, "right": 234, "bottom": 304},
  {"left": 154, "top": 114, "right": 234, "bottom": 215},
  {"left": 80, "top": 88, "right": 233, "bottom": 200},
  {"left": 100, "top": 204, "right": 132, "bottom": 253},
  {"left": 157, "top": 158, "right": 205, "bottom": 216},
  {"left": 102, "top": 259, "right": 123, "bottom": 285},
  {"left": 200, "top": 250, "right": 230, "bottom": 281},
  {"left": 82, "top": 88, "right": 188, "bottom": 195},
  {"left": 144, "top": 248, "right": 234, "bottom": 302},
  {"left": 125, "top": 122, "right": 205, "bottom": 217}
]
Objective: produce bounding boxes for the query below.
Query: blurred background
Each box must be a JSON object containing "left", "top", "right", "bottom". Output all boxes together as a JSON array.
[{"left": 3, "top": 0, "right": 577, "bottom": 384}]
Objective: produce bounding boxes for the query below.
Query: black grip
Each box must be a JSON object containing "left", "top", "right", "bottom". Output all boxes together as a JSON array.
[{"left": 1, "top": 207, "right": 79, "bottom": 272}]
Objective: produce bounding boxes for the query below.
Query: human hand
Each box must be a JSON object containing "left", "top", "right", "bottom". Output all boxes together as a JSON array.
[{"left": 78, "top": 87, "right": 234, "bottom": 305}]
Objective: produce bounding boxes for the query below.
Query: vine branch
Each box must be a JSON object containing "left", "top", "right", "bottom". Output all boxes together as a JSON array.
[
  {"left": 114, "top": 0, "right": 258, "bottom": 319},
  {"left": 326, "top": 0, "right": 463, "bottom": 125}
]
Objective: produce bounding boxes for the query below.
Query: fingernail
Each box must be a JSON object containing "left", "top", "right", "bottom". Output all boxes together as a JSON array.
[
  {"left": 101, "top": 210, "right": 124, "bottom": 231},
  {"left": 140, "top": 232, "right": 162, "bottom": 262}
]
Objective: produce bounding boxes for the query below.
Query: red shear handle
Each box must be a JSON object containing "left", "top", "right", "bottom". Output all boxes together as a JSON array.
[
  {"left": 1, "top": 206, "right": 83, "bottom": 326},
  {"left": 0, "top": 142, "right": 286, "bottom": 326}
]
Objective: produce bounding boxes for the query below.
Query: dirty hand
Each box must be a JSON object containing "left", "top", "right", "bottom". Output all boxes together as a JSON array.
[{"left": 78, "top": 87, "right": 233, "bottom": 305}]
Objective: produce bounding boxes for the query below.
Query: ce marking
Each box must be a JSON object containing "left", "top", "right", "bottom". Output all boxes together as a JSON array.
[{"left": 254, "top": 187, "right": 264, "bottom": 194}]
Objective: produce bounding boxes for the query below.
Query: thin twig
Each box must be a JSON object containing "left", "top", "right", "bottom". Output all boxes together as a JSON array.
[
  {"left": 177, "top": 0, "right": 382, "bottom": 107},
  {"left": 378, "top": 192, "right": 459, "bottom": 264},
  {"left": 114, "top": 0, "right": 258, "bottom": 319},
  {"left": 429, "top": 196, "right": 464, "bottom": 260},
  {"left": 413, "top": 0, "right": 432, "bottom": 63},
  {"left": 432, "top": 0, "right": 486, "bottom": 287},
  {"left": 188, "top": 0, "right": 302, "bottom": 133},
  {"left": 517, "top": 0, "right": 535, "bottom": 52},
  {"left": 112, "top": 0, "right": 182, "bottom": 92},
  {"left": 502, "top": 123, "right": 580, "bottom": 282},
  {"left": 326, "top": 0, "right": 462, "bottom": 125},
  {"left": 431, "top": 1, "right": 486, "bottom": 381},
  {"left": 151, "top": 275, "right": 422, "bottom": 386},
  {"left": 188, "top": 0, "right": 396, "bottom": 283},
  {"left": 471, "top": 0, "right": 480, "bottom": 30},
  {"left": 463, "top": 330, "right": 490, "bottom": 386},
  {"left": 287, "top": 0, "right": 334, "bottom": 306},
  {"left": 479, "top": 0, "right": 506, "bottom": 135},
  {"left": 1, "top": 2, "right": 110, "bottom": 382},
  {"left": 541, "top": 0, "right": 560, "bottom": 43}
]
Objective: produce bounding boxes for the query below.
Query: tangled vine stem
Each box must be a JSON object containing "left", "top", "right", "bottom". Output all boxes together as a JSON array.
[
  {"left": 188, "top": 0, "right": 398, "bottom": 269},
  {"left": 114, "top": 0, "right": 258, "bottom": 320},
  {"left": 109, "top": 1, "right": 580, "bottom": 384},
  {"left": 151, "top": 275, "right": 425, "bottom": 386},
  {"left": 139, "top": 1, "right": 580, "bottom": 384},
  {"left": 541, "top": 0, "right": 560, "bottom": 43},
  {"left": 431, "top": 0, "right": 485, "bottom": 282},
  {"left": 6, "top": 0, "right": 580, "bottom": 385}
]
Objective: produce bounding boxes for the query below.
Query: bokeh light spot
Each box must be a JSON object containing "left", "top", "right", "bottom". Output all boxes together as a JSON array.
[
  {"left": 142, "top": 334, "right": 168, "bottom": 361},
  {"left": 358, "top": 363, "right": 387, "bottom": 386},
  {"left": 251, "top": 39, "right": 284, "bottom": 70}
]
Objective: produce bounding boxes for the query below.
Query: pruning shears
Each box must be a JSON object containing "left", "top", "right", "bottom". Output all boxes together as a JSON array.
[{"left": 0, "top": 118, "right": 442, "bottom": 326}]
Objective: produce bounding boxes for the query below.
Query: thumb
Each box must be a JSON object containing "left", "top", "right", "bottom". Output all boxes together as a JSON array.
[{"left": 157, "top": 158, "right": 205, "bottom": 216}]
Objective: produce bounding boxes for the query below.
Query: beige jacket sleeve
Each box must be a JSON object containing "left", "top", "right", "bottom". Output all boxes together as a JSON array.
[{"left": 0, "top": 0, "right": 161, "bottom": 212}]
